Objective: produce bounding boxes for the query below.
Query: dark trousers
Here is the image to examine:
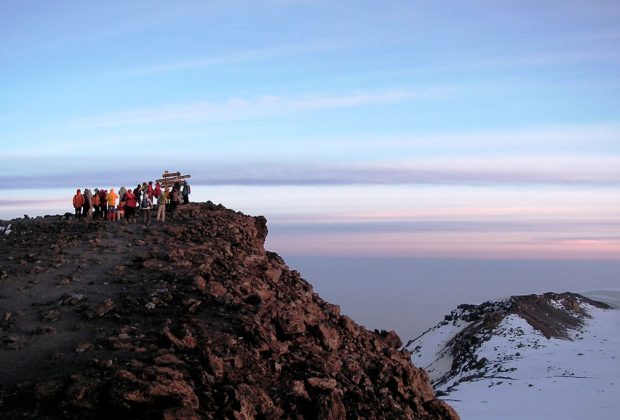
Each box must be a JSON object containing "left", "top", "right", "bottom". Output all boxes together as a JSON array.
[
  {"left": 143, "top": 209, "right": 151, "bottom": 225},
  {"left": 74, "top": 207, "right": 82, "bottom": 219},
  {"left": 125, "top": 206, "right": 135, "bottom": 222}
]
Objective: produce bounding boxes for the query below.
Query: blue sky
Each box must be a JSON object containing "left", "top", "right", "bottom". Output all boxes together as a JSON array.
[{"left": 1, "top": 0, "right": 619, "bottom": 259}]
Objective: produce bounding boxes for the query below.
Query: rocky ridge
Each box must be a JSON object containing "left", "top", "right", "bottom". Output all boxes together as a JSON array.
[{"left": 0, "top": 203, "right": 457, "bottom": 419}]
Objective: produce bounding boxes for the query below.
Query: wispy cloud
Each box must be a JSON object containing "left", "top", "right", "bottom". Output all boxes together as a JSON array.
[
  {"left": 70, "top": 88, "right": 447, "bottom": 128},
  {"left": 1, "top": 155, "right": 619, "bottom": 189},
  {"left": 7, "top": 121, "right": 620, "bottom": 160},
  {"left": 324, "top": 123, "right": 620, "bottom": 152},
  {"left": 268, "top": 230, "right": 620, "bottom": 259},
  {"left": 574, "top": 30, "right": 620, "bottom": 41},
  {"left": 269, "top": 219, "right": 620, "bottom": 235},
  {"left": 267, "top": 217, "right": 620, "bottom": 258},
  {"left": 444, "top": 50, "right": 619, "bottom": 73},
  {"left": 190, "top": 156, "right": 620, "bottom": 187},
  {"left": 129, "top": 41, "right": 345, "bottom": 75},
  {"left": 526, "top": 2, "right": 620, "bottom": 19},
  {"left": 0, "top": 198, "right": 66, "bottom": 207}
]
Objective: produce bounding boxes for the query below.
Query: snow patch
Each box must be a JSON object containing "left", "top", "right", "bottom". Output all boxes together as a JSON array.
[
  {"left": 1, "top": 224, "right": 11, "bottom": 236},
  {"left": 407, "top": 319, "right": 473, "bottom": 381}
]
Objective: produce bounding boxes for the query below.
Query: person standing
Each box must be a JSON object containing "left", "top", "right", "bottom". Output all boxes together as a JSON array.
[
  {"left": 98, "top": 189, "right": 108, "bottom": 220},
  {"left": 141, "top": 193, "right": 153, "bottom": 225},
  {"left": 92, "top": 189, "right": 100, "bottom": 219},
  {"left": 73, "top": 189, "right": 84, "bottom": 219},
  {"left": 83, "top": 189, "right": 92, "bottom": 220},
  {"left": 117, "top": 199, "right": 125, "bottom": 221},
  {"left": 154, "top": 182, "right": 162, "bottom": 201},
  {"left": 124, "top": 189, "right": 137, "bottom": 223},
  {"left": 106, "top": 188, "right": 118, "bottom": 220},
  {"left": 182, "top": 180, "right": 191, "bottom": 204},
  {"left": 141, "top": 182, "right": 148, "bottom": 201},
  {"left": 133, "top": 184, "right": 142, "bottom": 219},
  {"left": 170, "top": 183, "right": 181, "bottom": 216},
  {"left": 147, "top": 181, "right": 154, "bottom": 201},
  {"left": 156, "top": 189, "right": 166, "bottom": 222},
  {"left": 118, "top": 186, "right": 127, "bottom": 202}
]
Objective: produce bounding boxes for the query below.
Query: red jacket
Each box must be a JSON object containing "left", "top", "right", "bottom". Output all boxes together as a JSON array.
[{"left": 125, "top": 190, "right": 137, "bottom": 208}]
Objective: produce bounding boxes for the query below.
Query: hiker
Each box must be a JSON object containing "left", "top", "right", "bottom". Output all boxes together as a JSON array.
[
  {"left": 107, "top": 188, "right": 118, "bottom": 220},
  {"left": 154, "top": 182, "right": 162, "bottom": 201},
  {"left": 169, "top": 182, "right": 181, "bottom": 216},
  {"left": 118, "top": 187, "right": 127, "bottom": 221},
  {"left": 83, "top": 189, "right": 92, "bottom": 219},
  {"left": 72, "top": 189, "right": 84, "bottom": 219},
  {"left": 182, "top": 180, "right": 191, "bottom": 204},
  {"left": 147, "top": 181, "right": 154, "bottom": 200},
  {"left": 124, "top": 189, "right": 137, "bottom": 223},
  {"left": 92, "top": 189, "right": 101, "bottom": 219},
  {"left": 156, "top": 188, "right": 166, "bottom": 222},
  {"left": 133, "top": 184, "right": 142, "bottom": 207},
  {"left": 117, "top": 199, "right": 125, "bottom": 221},
  {"left": 140, "top": 182, "right": 148, "bottom": 201},
  {"left": 141, "top": 193, "right": 153, "bottom": 225},
  {"left": 98, "top": 189, "right": 108, "bottom": 220},
  {"left": 118, "top": 186, "right": 127, "bottom": 202}
]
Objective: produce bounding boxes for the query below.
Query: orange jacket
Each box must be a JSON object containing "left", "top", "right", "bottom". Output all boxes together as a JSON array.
[
  {"left": 107, "top": 189, "right": 118, "bottom": 207},
  {"left": 73, "top": 193, "right": 85, "bottom": 208}
]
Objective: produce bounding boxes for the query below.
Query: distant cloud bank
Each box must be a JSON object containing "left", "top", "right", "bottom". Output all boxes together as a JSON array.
[{"left": 1, "top": 155, "right": 619, "bottom": 189}]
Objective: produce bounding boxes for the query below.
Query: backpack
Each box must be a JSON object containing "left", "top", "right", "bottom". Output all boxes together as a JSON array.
[
  {"left": 182, "top": 184, "right": 191, "bottom": 195},
  {"left": 141, "top": 197, "right": 150, "bottom": 209}
]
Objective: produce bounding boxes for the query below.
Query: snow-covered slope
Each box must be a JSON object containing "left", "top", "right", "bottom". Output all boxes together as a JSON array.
[{"left": 406, "top": 292, "right": 620, "bottom": 420}]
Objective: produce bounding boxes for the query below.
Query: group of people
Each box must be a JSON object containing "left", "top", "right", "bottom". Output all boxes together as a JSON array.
[{"left": 72, "top": 180, "right": 191, "bottom": 225}]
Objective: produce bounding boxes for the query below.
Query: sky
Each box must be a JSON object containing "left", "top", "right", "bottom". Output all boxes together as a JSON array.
[{"left": 1, "top": 0, "right": 619, "bottom": 261}]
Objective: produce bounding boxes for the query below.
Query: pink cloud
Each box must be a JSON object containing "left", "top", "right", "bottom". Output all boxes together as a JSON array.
[{"left": 268, "top": 231, "right": 620, "bottom": 260}]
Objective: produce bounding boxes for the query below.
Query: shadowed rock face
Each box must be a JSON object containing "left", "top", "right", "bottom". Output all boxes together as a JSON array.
[{"left": 0, "top": 203, "right": 458, "bottom": 419}]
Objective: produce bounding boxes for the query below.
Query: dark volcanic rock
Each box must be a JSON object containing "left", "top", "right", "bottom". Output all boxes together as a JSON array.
[{"left": 0, "top": 202, "right": 457, "bottom": 419}]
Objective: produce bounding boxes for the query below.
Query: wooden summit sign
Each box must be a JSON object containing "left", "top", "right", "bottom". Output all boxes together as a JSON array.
[{"left": 157, "top": 170, "right": 191, "bottom": 189}]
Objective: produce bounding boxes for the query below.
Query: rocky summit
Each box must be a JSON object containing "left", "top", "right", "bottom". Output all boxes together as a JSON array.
[{"left": 0, "top": 203, "right": 457, "bottom": 419}]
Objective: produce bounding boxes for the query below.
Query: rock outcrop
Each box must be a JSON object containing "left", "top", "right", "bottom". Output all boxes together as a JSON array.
[{"left": 0, "top": 203, "right": 457, "bottom": 419}]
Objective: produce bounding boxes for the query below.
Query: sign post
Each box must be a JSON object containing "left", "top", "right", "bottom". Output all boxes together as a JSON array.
[{"left": 157, "top": 170, "right": 191, "bottom": 189}]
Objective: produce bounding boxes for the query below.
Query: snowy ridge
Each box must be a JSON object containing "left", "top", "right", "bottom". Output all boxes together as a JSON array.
[{"left": 406, "top": 292, "right": 620, "bottom": 420}]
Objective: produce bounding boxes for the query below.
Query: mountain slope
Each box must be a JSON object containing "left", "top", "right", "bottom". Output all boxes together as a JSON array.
[
  {"left": 406, "top": 292, "right": 620, "bottom": 419},
  {"left": 0, "top": 203, "right": 457, "bottom": 419}
]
